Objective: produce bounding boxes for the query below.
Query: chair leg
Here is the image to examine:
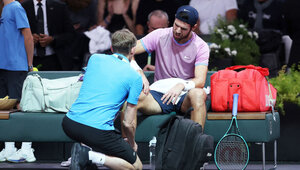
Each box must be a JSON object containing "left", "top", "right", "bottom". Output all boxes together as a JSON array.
[
  {"left": 262, "top": 142, "right": 266, "bottom": 170},
  {"left": 274, "top": 140, "right": 277, "bottom": 169}
]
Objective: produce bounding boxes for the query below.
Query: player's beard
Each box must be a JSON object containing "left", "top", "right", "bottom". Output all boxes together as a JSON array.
[{"left": 173, "top": 29, "right": 192, "bottom": 43}]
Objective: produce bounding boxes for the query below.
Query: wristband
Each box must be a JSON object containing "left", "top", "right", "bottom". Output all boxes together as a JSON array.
[
  {"left": 184, "top": 80, "right": 195, "bottom": 91},
  {"left": 28, "top": 65, "right": 33, "bottom": 70}
]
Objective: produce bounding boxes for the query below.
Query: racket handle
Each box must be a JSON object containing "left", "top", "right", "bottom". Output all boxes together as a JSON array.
[{"left": 232, "top": 94, "right": 239, "bottom": 116}]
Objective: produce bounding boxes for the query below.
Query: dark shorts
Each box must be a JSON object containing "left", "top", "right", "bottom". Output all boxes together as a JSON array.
[
  {"left": 62, "top": 116, "right": 137, "bottom": 164},
  {"left": 150, "top": 90, "right": 187, "bottom": 114},
  {"left": 0, "top": 69, "right": 27, "bottom": 101}
]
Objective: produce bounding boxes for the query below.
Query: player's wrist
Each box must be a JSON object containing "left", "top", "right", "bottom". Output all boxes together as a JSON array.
[{"left": 184, "top": 80, "right": 195, "bottom": 91}]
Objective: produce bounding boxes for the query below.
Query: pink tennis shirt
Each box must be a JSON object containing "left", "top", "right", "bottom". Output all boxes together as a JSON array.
[{"left": 140, "top": 27, "right": 210, "bottom": 81}]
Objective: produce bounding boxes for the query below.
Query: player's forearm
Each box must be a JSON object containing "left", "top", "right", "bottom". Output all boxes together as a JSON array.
[{"left": 134, "top": 40, "right": 146, "bottom": 55}]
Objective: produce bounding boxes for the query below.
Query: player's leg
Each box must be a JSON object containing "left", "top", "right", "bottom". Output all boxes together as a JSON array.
[
  {"left": 180, "top": 88, "right": 207, "bottom": 128},
  {"left": 137, "top": 91, "right": 162, "bottom": 115}
]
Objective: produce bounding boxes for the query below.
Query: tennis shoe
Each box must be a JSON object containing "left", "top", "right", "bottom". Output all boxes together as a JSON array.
[
  {"left": 61, "top": 157, "right": 71, "bottom": 167},
  {"left": 0, "top": 148, "right": 18, "bottom": 162},
  {"left": 6, "top": 148, "right": 36, "bottom": 163},
  {"left": 70, "top": 143, "right": 91, "bottom": 170}
]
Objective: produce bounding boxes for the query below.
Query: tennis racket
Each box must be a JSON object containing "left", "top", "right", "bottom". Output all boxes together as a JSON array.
[{"left": 214, "top": 94, "right": 249, "bottom": 170}]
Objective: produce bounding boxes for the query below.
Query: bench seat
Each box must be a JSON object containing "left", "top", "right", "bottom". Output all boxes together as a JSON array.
[
  {"left": 0, "top": 71, "right": 280, "bottom": 169},
  {"left": 204, "top": 111, "right": 280, "bottom": 143},
  {"left": 0, "top": 112, "right": 72, "bottom": 142}
]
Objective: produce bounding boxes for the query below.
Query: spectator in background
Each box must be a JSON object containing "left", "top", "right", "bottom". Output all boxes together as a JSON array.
[
  {"left": 135, "top": 9, "right": 169, "bottom": 71},
  {"left": 189, "top": 0, "right": 238, "bottom": 35},
  {"left": 0, "top": 0, "right": 34, "bottom": 163},
  {"left": 135, "top": 0, "right": 189, "bottom": 36},
  {"left": 98, "top": 0, "right": 139, "bottom": 34},
  {"left": 238, "top": 0, "right": 285, "bottom": 32},
  {"left": 22, "top": 0, "right": 74, "bottom": 71},
  {"left": 239, "top": 0, "right": 286, "bottom": 77},
  {"left": 63, "top": 0, "right": 98, "bottom": 70},
  {"left": 283, "top": 0, "right": 300, "bottom": 70}
]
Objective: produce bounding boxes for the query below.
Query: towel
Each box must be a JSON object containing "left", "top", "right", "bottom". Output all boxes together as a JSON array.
[{"left": 84, "top": 26, "right": 111, "bottom": 54}]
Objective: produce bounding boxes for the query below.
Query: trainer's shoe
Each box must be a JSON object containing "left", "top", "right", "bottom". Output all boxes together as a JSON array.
[
  {"left": 0, "top": 148, "right": 18, "bottom": 162},
  {"left": 61, "top": 157, "right": 71, "bottom": 167},
  {"left": 7, "top": 148, "right": 36, "bottom": 163},
  {"left": 70, "top": 143, "right": 91, "bottom": 170}
]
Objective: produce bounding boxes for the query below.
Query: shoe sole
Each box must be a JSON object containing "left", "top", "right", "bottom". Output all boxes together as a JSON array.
[
  {"left": 70, "top": 143, "right": 82, "bottom": 170},
  {"left": 7, "top": 158, "right": 26, "bottom": 163},
  {"left": 25, "top": 158, "right": 36, "bottom": 162}
]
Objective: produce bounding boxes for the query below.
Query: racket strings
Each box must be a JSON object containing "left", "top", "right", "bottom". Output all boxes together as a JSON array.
[{"left": 216, "top": 135, "right": 248, "bottom": 170}]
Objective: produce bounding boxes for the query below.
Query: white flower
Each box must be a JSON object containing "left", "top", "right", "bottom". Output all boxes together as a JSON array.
[
  {"left": 239, "top": 24, "right": 245, "bottom": 28},
  {"left": 231, "top": 50, "right": 237, "bottom": 56},
  {"left": 253, "top": 31, "right": 259, "bottom": 39},
  {"left": 224, "top": 47, "right": 231, "bottom": 53},
  {"left": 216, "top": 29, "right": 224, "bottom": 34},
  {"left": 227, "top": 25, "right": 235, "bottom": 30},
  {"left": 209, "top": 43, "right": 220, "bottom": 49},
  {"left": 215, "top": 50, "right": 219, "bottom": 53},
  {"left": 247, "top": 31, "right": 253, "bottom": 38},
  {"left": 238, "top": 35, "right": 243, "bottom": 40},
  {"left": 227, "top": 25, "right": 236, "bottom": 35},
  {"left": 224, "top": 48, "right": 231, "bottom": 56},
  {"left": 221, "top": 34, "right": 229, "bottom": 40},
  {"left": 228, "top": 30, "right": 236, "bottom": 35}
]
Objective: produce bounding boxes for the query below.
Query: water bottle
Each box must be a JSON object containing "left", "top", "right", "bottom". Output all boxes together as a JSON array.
[{"left": 149, "top": 136, "right": 157, "bottom": 170}]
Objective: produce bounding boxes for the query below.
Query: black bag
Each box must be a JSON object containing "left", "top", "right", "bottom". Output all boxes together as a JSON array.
[{"left": 155, "top": 114, "right": 214, "bottom": 170}]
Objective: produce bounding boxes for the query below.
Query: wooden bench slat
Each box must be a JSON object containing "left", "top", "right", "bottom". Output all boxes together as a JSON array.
[
  {"left": 0, "top": 111, "right": 10, "bottom": 119},
  {"left": 207, "top": 112, "right": 268, "bottom": 120}
]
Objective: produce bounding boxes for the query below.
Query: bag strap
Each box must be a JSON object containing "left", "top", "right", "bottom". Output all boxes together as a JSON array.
[
  {"left": 267, "top": 80, "right": 276, "bottom": 121},
  {"left": 225, "top": 65, "right": 270, "bottom": 76},
  {"left": 33, "top": 74, "right": 47, "bottom": 111}
]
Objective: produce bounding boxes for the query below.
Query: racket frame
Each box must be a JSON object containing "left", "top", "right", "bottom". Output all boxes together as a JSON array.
[{"left": 214, "top": 94, "right": 250, "bottom": 170}]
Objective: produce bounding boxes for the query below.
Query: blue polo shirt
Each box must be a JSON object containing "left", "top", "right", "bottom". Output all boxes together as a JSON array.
[
  {"left": 67, "top": 53, "right": 143, "bottom": 130},
  {"left": 0, "top": 1, "right": 30, "bottom": 71}
]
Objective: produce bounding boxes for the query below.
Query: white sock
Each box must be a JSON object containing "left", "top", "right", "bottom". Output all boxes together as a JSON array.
[
  {"left": 21, "top": 142, "right": 32, "bottom": 151},
  {"left": 88, "top": 151, "right": 105, "bottom": 166},
  {"left": 5, "top": 142, "right": 15, "bottom": 151}
]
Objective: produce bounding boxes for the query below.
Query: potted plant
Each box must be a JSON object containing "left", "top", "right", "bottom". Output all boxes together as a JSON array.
[
  {"left": 208, "top": 18, "right": 260, "bottom": 70},
  {"left": 269, "top": 65, "right": 300, "bottom": 115}
]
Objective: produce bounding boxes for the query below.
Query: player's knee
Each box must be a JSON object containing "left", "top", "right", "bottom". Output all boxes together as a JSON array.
[
  {"left": 188, "top": 88, "right": 206, "bottom": 103},
  {"left": 133, "top": 158, "right": 143, "bottom": 170}
]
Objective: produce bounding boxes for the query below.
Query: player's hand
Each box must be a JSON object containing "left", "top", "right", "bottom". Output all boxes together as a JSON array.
[
  {"left": 143, "top": 64, "right": 155, "bottom": 71},
  {"left": 161, "top": 83, "right": 185, "bottom": 105}
]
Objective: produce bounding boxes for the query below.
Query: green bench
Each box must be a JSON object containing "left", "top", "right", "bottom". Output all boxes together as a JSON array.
[{"left": 0, "top": 71, "right": 280, "bottom": 170}]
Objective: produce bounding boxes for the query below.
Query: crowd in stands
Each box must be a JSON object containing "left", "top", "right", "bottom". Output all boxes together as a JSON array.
[
  {"left": 1, "top": 0, "right": 298, "bottom": 72},
  {"left": 1, "top": 0, "right": 300, "bottom": 166}
]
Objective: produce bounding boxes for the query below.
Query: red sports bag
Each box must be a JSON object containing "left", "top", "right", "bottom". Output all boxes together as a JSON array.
[{"left": 210, "top": 65, "right": 277, "bottom": 112}]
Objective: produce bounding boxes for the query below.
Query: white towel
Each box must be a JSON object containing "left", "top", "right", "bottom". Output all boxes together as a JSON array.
[
  {"left": 150, "top": 78, "right": 211, "bottom": 105},
  {"left": 84, "top": 26, "right": 111, "bottom": 54}
]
